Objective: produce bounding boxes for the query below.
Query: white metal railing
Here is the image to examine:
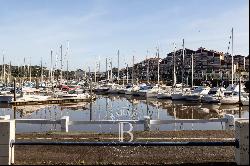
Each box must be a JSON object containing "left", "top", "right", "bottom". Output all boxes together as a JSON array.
[{"left": 0, "top": 114, "right": 247, "bottom": 132}]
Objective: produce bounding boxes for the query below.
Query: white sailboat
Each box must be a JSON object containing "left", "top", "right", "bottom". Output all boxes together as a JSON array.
[
  {"left": 201, "top": 87, "right": 225, "bottom": 103},
  {"left": 171, "top": 41, "right": 186, "bottom": 100},
  {"left": 145, "top": 48, "right": 162, "bottom": 98},
  {"left": 241, "top": 96, "right": 249, "bottom": 106},
  {"left": 184, "top": 86, "right": 210, "bottom": 102},
  {"left": 220, "top": 28, "right": 247, "bottom": 105},
  {"left": 157, "top": 85, "right": 172, "bottom": 99}
]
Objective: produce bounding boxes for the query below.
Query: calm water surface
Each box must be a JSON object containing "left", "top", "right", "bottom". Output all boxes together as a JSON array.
[{"left": 0, "top": 94, "right": 248, "bottom": 133}]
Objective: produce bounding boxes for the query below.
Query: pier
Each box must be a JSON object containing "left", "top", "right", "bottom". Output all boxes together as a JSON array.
[{"left": 10, "top": 97, "right": 96, "bottom": 106}]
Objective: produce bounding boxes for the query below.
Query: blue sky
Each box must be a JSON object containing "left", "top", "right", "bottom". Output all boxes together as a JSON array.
[{"left": 0, "top": 0, "right": 249, "bottom": 71}]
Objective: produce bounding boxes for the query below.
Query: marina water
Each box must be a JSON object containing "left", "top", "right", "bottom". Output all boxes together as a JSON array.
[{"left": 0, "top": 94, "right": 248, "bottom": 133}]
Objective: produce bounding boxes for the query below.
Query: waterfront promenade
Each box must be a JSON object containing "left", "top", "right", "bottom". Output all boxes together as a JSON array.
[{"left": 15, "top": 130, "right": 235, "bottom": 165}]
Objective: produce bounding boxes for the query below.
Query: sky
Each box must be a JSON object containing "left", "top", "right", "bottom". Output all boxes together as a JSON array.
[{"left": 0, "top": 0, "right": 249, "bottom": 71}]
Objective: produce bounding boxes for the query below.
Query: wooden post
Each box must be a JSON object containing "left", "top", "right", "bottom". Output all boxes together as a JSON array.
[
  {"left": 235, "top": 120, "right": 249, "bottom": 165},
  {"left": 0, "top": 119, "right": 15, "bottom": 165}
]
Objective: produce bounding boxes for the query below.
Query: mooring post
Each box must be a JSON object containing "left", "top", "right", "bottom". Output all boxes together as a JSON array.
[
  {"left": 144, "top": 116, "right": 151, "bottom": 131},
  {"left": 224, "top": 114, "right": 235, "bottom": 130},
  {"left": 61, "top": 116, "right": 69, "bottom": 132},
  {"left": 0, "top": 119, "right": 15, "bottom": 165},
  {"left": 235, "top": 120, "right": 249, "bottom": 165}
]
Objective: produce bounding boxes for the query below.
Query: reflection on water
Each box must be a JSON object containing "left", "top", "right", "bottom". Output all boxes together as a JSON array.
[{"left": 0, "top": 94, "right": 248, "bottom": 133}]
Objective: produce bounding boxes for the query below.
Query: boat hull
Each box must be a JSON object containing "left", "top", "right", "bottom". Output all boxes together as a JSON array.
[
  {"left": 220, "top": 97, "right": 239, "bottom": 104},
  {"left": 171, "top": 93, "right": 185, "bottom": 100},
  {"left": 157, "top": 93, "right": 172, "bottom": 99},
  {"left": 201, "top": 96, "right": 220, "bottom": 103},
  {"left": 0, "top": 95, "right": 13, "bottom": 103},
  {"left": 184, "top": 95, "right": 201, "bottom": 101}
]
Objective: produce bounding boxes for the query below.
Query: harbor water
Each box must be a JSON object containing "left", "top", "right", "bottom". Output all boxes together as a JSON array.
[{"left": 0, "top": 94, "right": 249, "bottom": 133}]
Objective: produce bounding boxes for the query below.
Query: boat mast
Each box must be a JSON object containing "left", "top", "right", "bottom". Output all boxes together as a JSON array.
[
  {"left": 41, "top": 58, "right": 43, "bottom": 83},
  {"left": 231, "top": 28, "right": 234, "bottom": 85},
  {"left": 8, "top": 61, "right": 11, "bottom": 84},
  {"left": 173, "top": 43, "right": 176, "bottom": 88},
  {"left": 55, "top": 52, "right": 58, "bottom": 81},
  {"left": 98, "top": 56, "right": 101, "bottom": 72},
  {"left": 60, "top": 44, "right": 63, "bottom": 85},
  {"left": 182, "top": 39, "right": 185, "bottom": 92},
  {"left": 107, "top": 58, "right": 110, "bottom": 81},
  {"left": 50, "top": 49, "right": 53, "bottom": 82},
  {"left": 2, "top": 52, "right": 5, "bottom": 83},
  {"left": 157, "top": 47, "right": 160, "bottom": 85},
  {"left": 191, "top": 53, "right": 194, "bottom": 88},
  {"left": 23, "top": 58, "right": 25, "bottom": 86},
  {"left": 94, "top": 61, "right": 97, "bottom": 83},
  {"left": 117, "top": 50, "right": 120, "bottom": 84},
  {"left": 110, "top": 58, "right": 113, "bottom": 82},
  {"left": 29, "top": 57, "right": 31, "bottom": 82},
  {"left": 122, "top": 62, "right": 125, "bottom": 86},
  {"left": 66, "top": 41, "right": 69, "bottom": 82},
  {"left": 132, "top": 55, "right": 134, "bottom": 85},
  {"left": 126, "top": 63, "right": 129, "bottom": 84},
  {"left": 105, "top": 58, "right": 108, "bottom": 81},
  {"left": 146, "top": 50, "right": 149, "bottom": 84}
]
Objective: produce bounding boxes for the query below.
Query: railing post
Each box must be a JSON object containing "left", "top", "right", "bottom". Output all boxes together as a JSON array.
[
  {"left": 235, "top": 120, "right": 249, "bottom": 165},
  {"left": 224, "top": 114, "right": 235, "bottom": 130},
  {"left": 144, "top": 116, "right": 151, "bottom": 131},
  {"left": 61, "top": 116, "right": 69, "bottom": 132},
  {"left": 0, "top": 119, "right": 15, "bottom": 165}
]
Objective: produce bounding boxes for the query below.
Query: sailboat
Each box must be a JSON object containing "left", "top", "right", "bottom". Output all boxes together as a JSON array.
[
  {"left": 157, "top": 85, "right": 172, "bottom": 99},
  {"left": 220, "top": 28, "right": 248, "bottom": 105},
  {"left": 171, "top": 41, "right": 186, "bottom": 100},
  {"left": 145, "top": 48, "right": 162, "bottom": 98}
]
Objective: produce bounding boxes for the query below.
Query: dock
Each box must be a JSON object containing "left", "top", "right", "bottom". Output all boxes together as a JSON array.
[{"left": 10, "top": 97, "right": 96, "bottom": 106}]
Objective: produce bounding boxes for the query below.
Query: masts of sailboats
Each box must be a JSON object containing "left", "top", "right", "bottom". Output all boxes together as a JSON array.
[
  {"left": 94, "top": 61, "right": 97, "bottom": 83},
  {"left": 132, "top": 55, "right": 134, "bottom": 85},
  {"left": 117, "top": 50, "right": 120, "bottom": 84},
  {"left": 231, "top": 27, "right": 234, "bottom": 85},
  {"left": 66, "top": 60, "right": 69, "bottom": 81},
  {"left": 191, "top": 53, "right": 194, "bottom": 88},
  {"left": 110, "top": 58, "right": 113, "bottom": 82},
  {"left": 23, "top": 58, "right": 25, "bottom": 81},
  {"left": 182, "top": 39, "right": 185, "bottom": 92},
  {"left": 40, "top": 58, "right": 43, "bottom": 83},
  {"left": 2, "top": 52, "right": 5, "bottom": 83},
  {"left": 157, "top": 47, "right": 160, "bottom": 85},
  {"left": 107, "top": 58, "right": 110, "bottom": 81},
  {"left": 55, "top": 52, "right": 58, "bottom": 82},
  {"left": 60, "top": 44, "right": 63, "bottom": 85},
  {"left": 105, "top": 58, "right": 108, "bottom": 81},
  {"left": 146, "top": 50, "right": 149, "bottom": 84},
  {"left": 126, "top": 63, "right": 129, "bottom": 84},
  {"left": 29, "top": 57, "right": 31, "bottom": 83},
  {"left": 172, "top": 43, "right": 177, "bottom": 88},
  {"left": 8, "top": 61, "right": 11, "bottom": 84},
  {"left": 50, "top": 49, "right": 53, "bottom": 82},
  {"left": 66, "top": 41, "right": 69, "bottom": 82}
]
